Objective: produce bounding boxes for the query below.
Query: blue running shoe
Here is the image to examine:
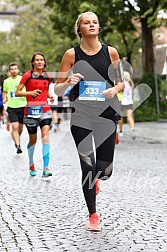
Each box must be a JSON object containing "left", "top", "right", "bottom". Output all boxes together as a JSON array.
[
  {"left": 29, "top": 164, "right": 36, "bottom": 176},
  {"left": 42, "top": 168, "right": 52, "bottom": 177}
]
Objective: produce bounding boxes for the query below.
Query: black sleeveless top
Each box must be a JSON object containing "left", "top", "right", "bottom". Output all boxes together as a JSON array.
[{"left": 70, "top": 43, "right": 114, "bottom": 100}]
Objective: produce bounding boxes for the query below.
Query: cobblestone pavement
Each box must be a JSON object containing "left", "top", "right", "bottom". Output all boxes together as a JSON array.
[{"left": 0, "top": 119, "right": 167, "bottom": 252}]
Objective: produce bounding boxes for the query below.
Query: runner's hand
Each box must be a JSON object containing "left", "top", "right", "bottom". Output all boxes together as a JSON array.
[
  {"left": 102, "top": 87, "right": 118, "bottom": 98},
  {"left": 67, "top": 73, "right": 84, "bottom": 86},
  {"left": 31, "top": 89, "right": 41, "bottom": 98},
  {"left": 49, "top": 96, "right": 54, "bottom": 103}
]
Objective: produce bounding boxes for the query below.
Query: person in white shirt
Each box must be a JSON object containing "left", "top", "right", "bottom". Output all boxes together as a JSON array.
[{"left": 118, "top": 71, "right": 136, "bottom": 139}]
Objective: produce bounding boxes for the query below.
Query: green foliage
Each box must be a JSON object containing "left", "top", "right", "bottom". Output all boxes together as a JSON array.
[
  {"left": 1, "top": 0, "right": 166, "bottom": 80},
  {"left": 45, "top": 0, "right": 165, "bottom": 73},
  {"left": 134, "top": 104, "right": 158, "bottom": 122},
  {"left": 159, "top": 79, "right": 167, "bottom": 118},
  {"left": 134, "top": 73, "right": 162, "bottom": 121},
  {"left": 159, "top": 79, "right": 167, "bottom": 101},
  {"left": 0, "top": 0, "right": 63, "bottom": 73},
  {"left": 79, "top": 2, "right": 97, "bottom": 13},
  {"left": 138, "top": 73, "right": 160, "bottom": 105},
  {"left": 45, "top": 0, "right": 141, "bottom": 64}
]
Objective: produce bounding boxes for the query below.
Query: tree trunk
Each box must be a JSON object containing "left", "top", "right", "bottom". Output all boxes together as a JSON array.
[
  {"left": 141, "top": 18, "right": 154, "bottom": 73},
  {"left": 122, "top": 33, "right": 132, "bottom": 64}
]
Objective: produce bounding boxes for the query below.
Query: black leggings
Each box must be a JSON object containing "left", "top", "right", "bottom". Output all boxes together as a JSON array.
[{"left": 71, "top": 121, "right": 116, "bottom": 214}]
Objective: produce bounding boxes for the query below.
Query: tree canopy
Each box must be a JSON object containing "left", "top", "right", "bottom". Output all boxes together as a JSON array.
[
  {"left": 46, "top": 0, "right": 166, "bottom": 73},
  {"left": 0, "top": 0, "right": 166, "bottom": 75},
  {"left": 0, "top": 0, "right": 71, "bottom": 74}
]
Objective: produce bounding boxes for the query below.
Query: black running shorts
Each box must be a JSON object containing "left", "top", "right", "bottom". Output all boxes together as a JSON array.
[
  {"left": 23, "top": 110, "right": 52, "bottom": 134},
  {"left": 7, "top": 107, "right": 25, "bottom": 123}
]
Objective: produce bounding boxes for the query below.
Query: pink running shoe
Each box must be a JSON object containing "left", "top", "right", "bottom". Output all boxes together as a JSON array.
[{"left": 87, "top": 213, "right": 101, "bottom": 232}]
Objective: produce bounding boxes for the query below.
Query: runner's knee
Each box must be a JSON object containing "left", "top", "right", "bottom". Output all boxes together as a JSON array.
[{"left": 97, "top": 161, "right": 113, "bottom": 180}]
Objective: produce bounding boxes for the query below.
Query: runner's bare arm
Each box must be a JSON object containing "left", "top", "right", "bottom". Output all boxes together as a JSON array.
[
  {"left": 2, "top": 91, "right": 7, "bottom": 103},
  {"left": 102, "top": 47, "right": 124, "bottom": 98},
  {"left": 47, "top": 90, "right": 54, "bottom": 102},
  {"left": 109, "top": 46, "right": 124, "bottom": 92},
  {"left": 15, "top": 83, "right": 41, "bottom": 98},
  {"left": 55, "top": 48, "right": 84, "bottom": 96}
]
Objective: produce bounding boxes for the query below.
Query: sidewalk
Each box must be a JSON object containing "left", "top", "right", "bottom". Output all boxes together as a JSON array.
[
  {"left": 0, "top": 120, "right": 167, "bottom": 252},
  {"left": 119, "top": 121, "right": 167, "bottom": 143}
]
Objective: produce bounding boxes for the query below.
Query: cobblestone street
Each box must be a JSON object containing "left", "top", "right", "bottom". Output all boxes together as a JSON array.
[{"left": 0, "top": 119, "right": 167, "bottom": 252}]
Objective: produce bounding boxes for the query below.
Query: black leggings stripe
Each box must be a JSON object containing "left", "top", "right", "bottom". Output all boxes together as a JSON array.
[{"left": 71, "top": 124, "right": 116, "bottom": 214}]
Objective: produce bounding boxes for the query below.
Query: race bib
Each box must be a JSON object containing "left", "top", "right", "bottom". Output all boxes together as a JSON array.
[
  {"left": 79, "top": 80, "right": 106, "bottom": 101},
  {"left": 10, "top": 91, "right": 19, "bottom": 99},
  {"left": 28, "top": 106, "right": 42, "bottom": 117}
]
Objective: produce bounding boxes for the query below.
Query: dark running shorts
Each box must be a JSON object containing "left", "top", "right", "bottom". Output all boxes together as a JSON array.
[
  {"left": 51, "top": 106, "right": 63, "bottom": 113},
  {"left": 23, "top": 110, "right": 52, "bottom": 134},
  {"left": 121, "top": 104, "right": 133, "bottom": 111},
  {"left": 7, "top": 107, "right": 25, "bottom": 123},
  {"left": 0, "top": 105, "right": 4, "bottom": 115}
]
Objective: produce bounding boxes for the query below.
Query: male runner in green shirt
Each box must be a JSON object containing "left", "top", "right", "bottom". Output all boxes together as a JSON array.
[{"left": 3, "top": 62, "right": 27, "bottom": 154}]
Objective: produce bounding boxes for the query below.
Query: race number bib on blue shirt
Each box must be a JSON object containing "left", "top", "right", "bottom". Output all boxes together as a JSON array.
[
  {"left": 28, "top": 106, "right": 43, "bottom": 117},
  {"left": 79, "top": 80, "right": 106, "bottom": 101}
]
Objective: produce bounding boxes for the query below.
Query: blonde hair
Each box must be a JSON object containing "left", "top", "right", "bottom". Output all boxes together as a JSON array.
[
  {"left": 124, "top": 71, "right": 134, "bottom": 88},
  {"left": 74, "top": 11, "right": 99, "bottom": 39}
]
